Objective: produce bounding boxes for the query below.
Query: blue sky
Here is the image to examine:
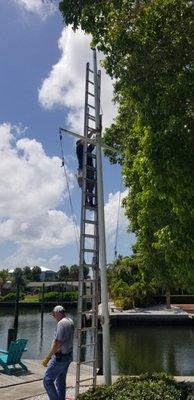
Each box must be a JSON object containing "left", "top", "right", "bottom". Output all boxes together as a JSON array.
[{"left": 0, "top": 0, "right": 135, "bottom": 270}]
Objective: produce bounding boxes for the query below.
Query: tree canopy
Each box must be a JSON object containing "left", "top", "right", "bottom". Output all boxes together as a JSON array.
[{"left": 59, "top": 0, "right": 194, "bottom": 295}]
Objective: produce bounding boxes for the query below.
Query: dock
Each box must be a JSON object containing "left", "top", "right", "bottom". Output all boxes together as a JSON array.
[{"left": 98, "top": 303, "right": 194, "bottom": 325}]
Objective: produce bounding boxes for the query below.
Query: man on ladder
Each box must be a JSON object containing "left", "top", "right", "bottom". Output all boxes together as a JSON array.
[{"left": 76, "top": 139, "right": 95, "bottom": 207}]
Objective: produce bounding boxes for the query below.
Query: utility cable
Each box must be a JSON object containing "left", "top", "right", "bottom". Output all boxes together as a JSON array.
[
  {"left": 114, "top": 176, "right": 122, "bottom": 260},
  {"left": 59, "top": 132, "right": 80, "bottom": 256}
]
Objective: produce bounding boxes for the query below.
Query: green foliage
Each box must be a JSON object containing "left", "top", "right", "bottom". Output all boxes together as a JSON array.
[
  {"left": 31, "top": 266, "right": 41, "bottom": 282},
  {"left": 69, "top": 264, "right": 79, "bottom": 281},
  {"left": 0, "top": 269, "right": 9, "bottom": 285},
  {"left": 39, "top": 291, "right": 78, "bottom": 302},
  {"left": 108, "top": 256, "right": 155, "bottom": 308},
  {"left": 23, "top": 266, "right": 32, "bottom": 281},
  {"left": 77, "top": 374, "right": 190, "bottom": 400},
  {"left": 12, "top": 268, "right": 26, "bottom": 290},
  {"left": 1, "top": 292, "right": 25, "bottom": 301},
  {"left": 59, "top": 0, "right": 194, "bottom": 295},
  {"left": 77, "top": 385, "right": 112, "bottom": 400},
  {"left": 57, "top": 265, "right": 70, "bottom": 281}
]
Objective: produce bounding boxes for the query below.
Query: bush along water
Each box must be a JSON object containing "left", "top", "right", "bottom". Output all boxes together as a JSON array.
[
  {"left": 38, "top": 291, "right": 78, "bottom": 302},
  {"left": 77, "top": 374, "right": 190, "bottom": 400}
]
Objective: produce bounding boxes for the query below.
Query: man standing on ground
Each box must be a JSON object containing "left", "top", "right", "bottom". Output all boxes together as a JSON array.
[{"left": 42, "top": 305, "right": 74, "bottom": 400}]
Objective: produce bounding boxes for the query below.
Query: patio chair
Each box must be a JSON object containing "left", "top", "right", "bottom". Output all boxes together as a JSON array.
[{"left": 0, "top": 338, "right": 28, "bottom": 374}]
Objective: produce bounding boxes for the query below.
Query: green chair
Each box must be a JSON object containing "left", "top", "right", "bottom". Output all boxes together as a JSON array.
[{"left": 0, "top": 338, "right": 28, "bottom": 374}]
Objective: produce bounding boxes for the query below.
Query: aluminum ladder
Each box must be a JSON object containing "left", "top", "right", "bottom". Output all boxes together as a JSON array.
[{"left": 75, "top": 55, "right": 101, "bottom": 398}]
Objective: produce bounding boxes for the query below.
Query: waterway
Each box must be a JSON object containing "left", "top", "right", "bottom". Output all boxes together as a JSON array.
[{"left": 0, "top": 306, "right": 194, "bottom": 376}]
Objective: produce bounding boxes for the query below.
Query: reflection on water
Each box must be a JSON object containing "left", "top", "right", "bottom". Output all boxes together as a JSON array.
[
  {"left": 0, "top": 307, "right": 194, "bottom": 375},
  {"left": 110, "top": 325, "right": 194, "bottom": 376}
]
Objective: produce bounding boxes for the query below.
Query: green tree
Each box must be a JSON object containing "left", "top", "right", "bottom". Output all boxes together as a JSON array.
[
  {"left": 23, "top": 266, "right": 32, "bottom": 281},
  {"left": 12, "top": 268, "right": 26, "bottom": 291},
  {"left": 31, "top": 266, "right": 41, "bottom": 282},
  {"left": 108, "top": 256, "right": 154, "bottom": 309},
  {"left": 69, "top": 264, "right": 79, "bottom": 281},
  {"left": 58, "top": 265, "right": 70, "bottom": 281},
  {"left": 0, "top": 269, "right": 9, "bottom": 294},
  {"left": 59, "top": 0, "right": 194, "bottom": 305}
]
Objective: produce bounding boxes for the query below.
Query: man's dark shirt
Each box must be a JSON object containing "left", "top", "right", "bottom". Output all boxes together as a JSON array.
[{"left": 76, "top": 143, "right": 94, "bottom": 170}]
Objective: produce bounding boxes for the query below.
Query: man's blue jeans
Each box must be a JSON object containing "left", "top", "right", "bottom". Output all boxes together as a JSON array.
[{"left": 43, "top": 352, "right": 73, "bottom": 400}]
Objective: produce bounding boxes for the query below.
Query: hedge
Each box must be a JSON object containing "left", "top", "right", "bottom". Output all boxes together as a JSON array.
[
  {"left": 39, "top": 291, "right": 78, "bottom": 302},
  {"left": 0, "top": 292, "right": 25, "bottom": 301},
  {"left": 77, "top": 374, "right": 190, "bottom": 400}
]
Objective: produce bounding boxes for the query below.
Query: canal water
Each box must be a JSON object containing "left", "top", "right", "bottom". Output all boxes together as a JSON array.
[{"left": 0, "top": 307, "right": 194, "bottom": 376}]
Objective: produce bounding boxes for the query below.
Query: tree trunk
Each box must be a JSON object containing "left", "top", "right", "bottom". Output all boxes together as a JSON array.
[{"left": 166, "top": 288, "right": 171, "bottom": 309}]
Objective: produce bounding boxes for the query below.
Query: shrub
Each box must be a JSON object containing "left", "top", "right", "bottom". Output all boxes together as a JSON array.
[
  {"left": 40, "top": 291, "right": 59, "bottom": 302},
  {"left": 63, "top": 291, "right": 78, "bottom": 301},
  {"left": 3, "top": 293, "right": 17, "bottom": 301},
  {"left": 77, "top": 374, "right": 190, "bottom": 400},
  {"left": 39, "top": 291, "right": 78, "bottom": 302},
  {"left": 78, "top": 386, "right": 113, "bottom": 400}
]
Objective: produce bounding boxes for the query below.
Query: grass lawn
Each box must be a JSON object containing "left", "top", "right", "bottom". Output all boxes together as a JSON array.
[{"left": 21, "top": 294, "right": 39, "bottom": 302}]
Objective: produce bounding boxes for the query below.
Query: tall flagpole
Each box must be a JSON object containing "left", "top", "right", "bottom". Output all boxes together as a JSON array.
[{"left": 93, "top": 48, "right": 112, "bottom": 385}]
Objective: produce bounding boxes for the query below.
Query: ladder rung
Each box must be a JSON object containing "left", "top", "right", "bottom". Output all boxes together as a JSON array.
[
  {"left": 88, "top": 81, "right": 94, "bottom": 86},
  {"left": 80, "top": 278, "right": 96, "bottom": 282},
  {"left": 77, "top": 377, "right": 95, "bottom": 383},
  {"left": 79, "top": 360, "right": 96, "bottom": 365},
  {"left": 88, "top": 103, "right": 95, "bottom": 109},
  {"left": 83, "top": 234, "right": 96, "bottom": 238},
  {"left": 83, "top": 248, "right": 97, "bottom": 253},
  {"left": 78, "top": 326, "right": 96, "bottom": 331},
  {"left": 83, "top": 192, "right": 96, "bottom": 198},
  {"left": 82, "top": 295, "right": 96, "bottom": 300},
  {"left": 88, "top": 114, "right": 95, "bottom": 121},
  {"left": 89, "top": 68, "right": 94, "bottom": 73},
  {"left": 79, "top": 342, "right": 95, "bottom": 348},
  {"left": 84, "top": 219, "right": 96, "bottom": 224},
  {"left": 84, "top": 205, "right": 97, "bottom": 211},
  {"left": 78, "top": 310, "right": 96, "bottom": 315},
  {"left": 81, "top": 264, "right": 98, "bottom": 268},
  {"left": 87, "top": 127, "right": 96, "bottom": 132},
  {"left": 88, "top": 92, "right": 95, "bottom": 97}
]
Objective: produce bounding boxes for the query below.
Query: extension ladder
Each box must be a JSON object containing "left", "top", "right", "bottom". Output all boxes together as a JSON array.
[{"left": 75, "top": 56, "right": 101, "bottom": 398}]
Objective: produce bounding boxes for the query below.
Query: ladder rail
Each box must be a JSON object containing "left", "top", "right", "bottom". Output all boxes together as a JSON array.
[{"left": 75, "top": 57, "right": 100, "bottom": 398}]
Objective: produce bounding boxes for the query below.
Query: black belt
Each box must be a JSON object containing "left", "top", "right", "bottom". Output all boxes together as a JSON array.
[{"left": 55, "top": 351, "right": 72, "bottom": 360}]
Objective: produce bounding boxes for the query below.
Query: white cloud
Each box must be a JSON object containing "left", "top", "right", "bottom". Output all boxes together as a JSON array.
[
  {"left": 39, "top": 27, "right": 117, "bottom": 132},
  {"left": 0, "top": 123, "right": 77, "bottom": 267},
  {"left": 105, "top": 190, "right": 128, "bottom": 241},
  {"left": 1, "top": 247, "right": 64, "bottom": 271},
  {"left": 0, "top": 124, "right": 69, "bottom": 219},
  {"left": 0, "top": 124, "right": 130, "bottom": 268},
  {"left": 13, "top": 0, "right": 56, "bottom": 20}
]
